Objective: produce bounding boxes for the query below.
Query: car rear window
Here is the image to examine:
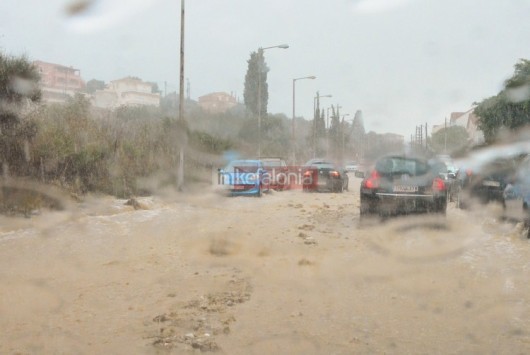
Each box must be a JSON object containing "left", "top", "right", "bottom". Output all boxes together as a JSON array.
[
  {"left": 223, "top": 161, "right": 259, "bottom": 173},
  {"left": 262, "top": 160, "right": 282, "bottom": 167},
  {"left": 375, "top": 157, "right": 430, "bottom": 176}
]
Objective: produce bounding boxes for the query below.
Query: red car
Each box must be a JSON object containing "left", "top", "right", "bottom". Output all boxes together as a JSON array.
[{"left": 260, "top": 158, "right": 291, "bottom": 191}]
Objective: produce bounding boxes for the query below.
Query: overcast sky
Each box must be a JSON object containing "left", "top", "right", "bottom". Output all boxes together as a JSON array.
[{"left": 2, "top": 0, "right": 530, "bottom": 137}]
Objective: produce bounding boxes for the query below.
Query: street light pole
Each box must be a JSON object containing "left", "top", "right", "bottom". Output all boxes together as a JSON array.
[
  {"left": 177, "top": 0, "right": 186, "bottom": 191},
  {"left": 291, "top": 75, "right": 316, "bottom": 165},
  {"left": 257, "top": 44, "right": 289, "bottom": 158}
]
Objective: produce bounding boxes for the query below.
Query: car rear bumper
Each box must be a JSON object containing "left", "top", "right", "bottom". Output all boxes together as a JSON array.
[
  {"left": 303, "top": 178, "right": 342, "bottom": 192},
  {"left": 361, "top": 192, "right": 446, "bottom": 214}
]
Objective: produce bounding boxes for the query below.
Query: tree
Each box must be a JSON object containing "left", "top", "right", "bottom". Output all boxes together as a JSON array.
[
  {"left": 0, "top": 52, "right": 41, "bottom": 176},
  {"left": 85, "top": 79, "right": 105, "bottom": 94},
  {"left": 308, "top": 95, "right": 327, "bottom": 158},
  {"left": 350, "top": 110, "right": 365, "bottom": 159},
  {"left": 429, "top": 125, "right": 469, "bottom": 154},
  {"left": 475, "top": 59, "right": 530, "bottom": 142},
  {"left": 148, "top": 82, "right": 161, "bottom": 95},
  {"left": 328, "top": 105, "right": 342, "bottom": 162},
  {"left": 243, "top": 49, "right": 268, "bottom": 117}
]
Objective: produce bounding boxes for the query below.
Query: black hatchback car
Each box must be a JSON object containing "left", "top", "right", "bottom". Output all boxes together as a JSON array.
[
  {"left": 360, "top": 155, "right": 448, "bottom": 217},
  {"left": 302, "top": 159, "right": 348, "bottom": 193}
]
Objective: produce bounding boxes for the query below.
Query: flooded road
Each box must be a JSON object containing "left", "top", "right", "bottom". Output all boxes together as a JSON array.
[{"left": 1, "top": 175, "right": 530, "bottom": 354}]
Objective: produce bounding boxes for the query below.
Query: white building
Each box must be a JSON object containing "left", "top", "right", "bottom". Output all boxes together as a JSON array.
[
  {"left": 432, "top": 108, "right": 485, "bottom": 146},
  {"left": 93, "top": 77, "right": 160, "bottom": 109},
  {"left": 450, "top": 108, "right": 485, "bottom": 146}
]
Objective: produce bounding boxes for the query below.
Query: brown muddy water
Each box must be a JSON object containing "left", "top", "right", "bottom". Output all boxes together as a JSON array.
[{"left": 1, "top": 176, "right": 530, "bottom": 354}]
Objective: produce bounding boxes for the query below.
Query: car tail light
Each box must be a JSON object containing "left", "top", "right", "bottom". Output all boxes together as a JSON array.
[
  {"left": 363, "top": 170, "right": 380, "bottom": 189},
  {"left": 330, "top": 170, "right": 340, "bottom": 178},
  {"left": 432, "top": 177, "right": 446, "bottom": 191}
]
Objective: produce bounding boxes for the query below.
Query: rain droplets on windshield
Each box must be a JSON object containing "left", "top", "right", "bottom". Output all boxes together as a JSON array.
[{"left": 2, "top": 0, "right": 530, "bottom": 353}]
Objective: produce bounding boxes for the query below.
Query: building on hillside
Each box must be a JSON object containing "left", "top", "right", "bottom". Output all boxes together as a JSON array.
[
  {"left": 93, "top": 77, "right": 160, "bottom": 109},
  {"left": 198, "top": 92, "right": 237, "bottom": 113},
  {"left": 381, "top": 132, "right": 405, "bottom": 145},
  {"left": 33, "top": 60, "right": 86, "bottom": 103}
]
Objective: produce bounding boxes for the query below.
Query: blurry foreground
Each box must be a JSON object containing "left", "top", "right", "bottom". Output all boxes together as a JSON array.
[{"left": 1, "top": 176, "right": 530, "bottom": 354}]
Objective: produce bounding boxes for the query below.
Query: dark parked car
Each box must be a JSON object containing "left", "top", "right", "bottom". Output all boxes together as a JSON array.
[
  {"left": 360, "top": 155, "right": 448, "bottom": 218},
  {"left": 302, "top": 159, "right": 348, "bottom": 193},
  {"left": 456, "top": 156, "right": 518, "bottom": 208},
  {"left": 502, "top": 156, "right": 530, "bottom": 237}
]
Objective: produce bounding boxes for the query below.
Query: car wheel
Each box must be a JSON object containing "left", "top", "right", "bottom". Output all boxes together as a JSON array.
[
  {"left": 456, "top": 189, "right": 465, "bottom": 209},
  {"left": 433, "top": 199, "right": 447, "bottom": 215},
  {"left": 360, "top": 199, "right": 375, "bottom": 217}
]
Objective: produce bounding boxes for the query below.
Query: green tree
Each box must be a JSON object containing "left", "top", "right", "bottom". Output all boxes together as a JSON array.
[
  {"left": 429, "top": 125, "right": 469, "bottom": 154},
  {"left": 347, "top": 110, "right": 366, "bottom": 160},
  {"left": 328, "top": 105, "right": 342, "bottom": 162},
  {"left": 85, "top": 79, "right": 105, "bottom": 94},
  {"left": 475, "top": 59, "right": 530, "bottom": 142},
  {"left": 0, "top": 52, "right": 41, "bottom": 175},
  {"left": 308, "top": 95, "right": 327, "bottom": 158},
  {"left": 243, "top": 49, "right": 268, "bottom": 117}
]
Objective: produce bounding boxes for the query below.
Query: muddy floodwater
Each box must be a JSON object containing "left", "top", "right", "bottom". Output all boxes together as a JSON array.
[{"left": 1, "top": 175, "right": 530, "bottom": 354}]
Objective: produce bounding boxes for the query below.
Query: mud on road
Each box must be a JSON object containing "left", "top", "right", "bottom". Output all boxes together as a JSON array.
[{"left": 1, "top": 176, "right": 530, "bottom": 354}]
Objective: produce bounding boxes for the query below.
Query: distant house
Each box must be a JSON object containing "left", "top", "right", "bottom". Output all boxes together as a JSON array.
[
  {"left": 432, "top": 108, "right": 485, "bottom": 146},
  {"left": 381, "top": 132, "right": 405, "bottom": 145},
  {"left": 33, "top": 60, "right": 86, "bottom": 103},
  {"left": 450, "top": 108, "right": 485, "bottom": 145},
  {"left": 198, "top": 92, "right": 237, "bottom": 113},
  {"left": 93, "top": 77, "right": 160, "bottom": 109}
]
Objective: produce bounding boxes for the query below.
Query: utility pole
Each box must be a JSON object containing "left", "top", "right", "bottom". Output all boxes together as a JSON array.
[
  {"left": 313, "top": 91, "right": 319, "bottom": 159},
  {"left": 177, "top": 0, "right": 186, "bottom": 191},
  {"left": 425, "top": 122, "right": 428, "bottom": 150}
]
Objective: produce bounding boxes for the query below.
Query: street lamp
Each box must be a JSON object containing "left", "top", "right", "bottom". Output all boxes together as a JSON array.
[
  {"left": 177, "top": 0, "right": 186, "bottom": 191},
  {"left": 291, "top": 75, "right": 316, "bottom": 164},
  {"left": 313, "top": 92, "right": 332, "bottom": 158},
  {"left": 257, "top": 44, "right": 289, "bottom": 158}
]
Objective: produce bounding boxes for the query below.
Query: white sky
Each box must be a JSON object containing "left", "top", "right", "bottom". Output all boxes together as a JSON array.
[{"left": 2, "top": 0, "right": 530, "bottom": 137}]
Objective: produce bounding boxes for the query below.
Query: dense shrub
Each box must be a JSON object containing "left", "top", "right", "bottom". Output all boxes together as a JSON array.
[{"left": 22, "top": 96, "right": 240, "bottom": 197}]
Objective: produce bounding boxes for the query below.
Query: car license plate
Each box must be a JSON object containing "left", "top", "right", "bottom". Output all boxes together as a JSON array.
[
  {"left": 482, "top": 180, "right": 500, "bottom": 187},
  {"left": 393, "top": 185, "right": 418, "bottom": 193}
]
